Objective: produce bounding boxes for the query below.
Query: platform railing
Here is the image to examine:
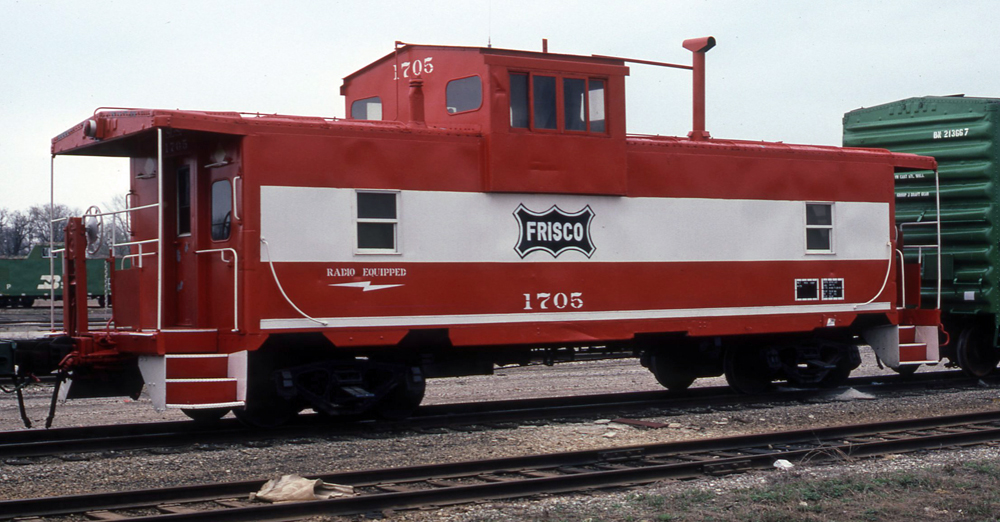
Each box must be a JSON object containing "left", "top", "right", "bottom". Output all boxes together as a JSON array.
[
  {"left": 195, "top": 248, "right": 239, "bottom": 332},
  {"left": 898, "top": 169, "right": 943, "bottom": 311}
]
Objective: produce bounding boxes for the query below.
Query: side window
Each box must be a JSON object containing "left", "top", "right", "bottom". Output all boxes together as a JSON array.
[
  {"left": 511, "top": 72, "right": 607, "bottom": 134},
  {"left": 356, "top": 191, "right": 398, "bottom": 253},
  {"left": 588, "top": 79, "right": 606, "bottom": 132},
  {"left": 446, "top": 76, "right": 482, "bottom": 114},
  {"left": 510, "top": 73, "right": 529, "bottom": 128},
  {"left": 351, "top": 96, "right": 383, "bottom": 120},
  {"left": 805, "top": 203, "right": 833, "bottom": 252},
  {"left": 532, "top": 75, "right": 557, "bottom": 130},
  {"left": 563, "top": 78, "right": 587, "bottom": 131},
  {"left": 210, "top": 179, "right": 232, "bottom": 241},
  {"left": 177, "top": 166, "right": 191, "bottom": 236}
]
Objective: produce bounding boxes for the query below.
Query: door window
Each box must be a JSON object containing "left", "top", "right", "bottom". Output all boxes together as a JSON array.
[
  {"left": 177, "top": 166, "right": 191, "bottom": 236},
  {"left": 210, "top": 179, "right": 232, "bottom": 241}
]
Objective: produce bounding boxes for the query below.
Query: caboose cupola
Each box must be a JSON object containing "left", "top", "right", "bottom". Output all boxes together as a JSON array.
[{"left": 341, "top": 43, "right": 631, "bottom": 195}]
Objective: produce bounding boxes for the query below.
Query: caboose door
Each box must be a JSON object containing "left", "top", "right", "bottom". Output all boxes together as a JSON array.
[
  {"left": 171, "top": 159, "right": 199, "bottom": 326},
  {"left": 168, "top": 152, "right": 240, "bottom": 331}
]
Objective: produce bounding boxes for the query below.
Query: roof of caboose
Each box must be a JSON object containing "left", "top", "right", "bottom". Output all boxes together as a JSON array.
[
  {"left": 50, "top": 108, "right": 462, "bottom": 157},
  {"left": 340, "top": 42, "right": 628, "bottom": 89},
  {"left": 49, "top": 40, "right": 936, "bottom": 172},
  {"left": 627, "top": 134, "right": 937, "bottom": 171},
  {"left": 50, "top": 107, "right": 937, "bottom": 171}
]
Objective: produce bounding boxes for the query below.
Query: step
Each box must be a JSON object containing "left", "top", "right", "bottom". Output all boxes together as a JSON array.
[
  {"left": 899, "top": 342, "right": 928, "bottom": 363},
  {"left": 165, "top": 378, "right": 238, "bottom": 406},
  {"left": 158, "top": 328, "right": 219, "bottom": 354},
  {"left": 898, "top": 325, "right": 916, "bottom": 344},
  {"left": 165, "top": 354, "right": 229, "bottom": 379}
]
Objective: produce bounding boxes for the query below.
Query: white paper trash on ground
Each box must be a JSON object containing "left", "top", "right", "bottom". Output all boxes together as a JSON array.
[
  {"left": 251, "top": 474, "right": 356, "bottom": 503},
  {"left": 773, "top": 459, "right": 794, "bottom": 470}
]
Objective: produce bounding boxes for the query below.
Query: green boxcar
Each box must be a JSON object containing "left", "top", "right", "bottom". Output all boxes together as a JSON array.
[
  {"left": 0, "top": 244, "right": 109, "bottom": 308},
  {"left": 844, "top": 96, "right": 1000, "bottom": 375}
]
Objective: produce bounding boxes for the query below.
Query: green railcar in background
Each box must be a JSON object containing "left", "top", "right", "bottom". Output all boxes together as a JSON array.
[
  {"left": 844, "top": 95, "right": 1000, "bottom": 376},
  {"left": 0, "top": 244, "right": 109, "bottom": 308}
]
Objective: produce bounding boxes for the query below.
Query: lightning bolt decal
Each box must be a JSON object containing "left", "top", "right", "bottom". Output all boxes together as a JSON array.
[{"left": 329, "top": 281, "right": 404, "bottom": 292}]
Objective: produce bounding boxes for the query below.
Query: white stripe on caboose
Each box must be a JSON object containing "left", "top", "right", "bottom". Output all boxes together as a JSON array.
[
  {"left": 259, "top": 301, "right": 891, "bottom": 330},
  {"left": 259, "top": 186, "right": 890, "bottom": 264}
]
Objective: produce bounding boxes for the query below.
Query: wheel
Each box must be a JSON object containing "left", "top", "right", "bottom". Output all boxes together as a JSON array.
[
  {"left": 724, "top": 346, "right": 773, "bottom": 394},
  {"left": 892, "top": 365, "right": 919, "bottom": 378},
  {"left": 956, "top": 323, "right": 999, "bottom": 378},
  {"left": 97, "top": 295, "right": 106, "bottom": 308},
  {"left": 649, "top": 353, "right": 696, "bottom": 391},
  {"left": 182, "top": 407, "right": 230, "bottom": 423},
  {"left": 372, "top": 366, "right": 426, "bottom": 420},
  {"left": 818, "top": 365, "right": 852, "bottom": 388}
]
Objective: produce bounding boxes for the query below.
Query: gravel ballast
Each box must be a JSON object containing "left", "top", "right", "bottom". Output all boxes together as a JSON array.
[{"left": 2, "top": 346, "right": 1000, "bottom": 521}]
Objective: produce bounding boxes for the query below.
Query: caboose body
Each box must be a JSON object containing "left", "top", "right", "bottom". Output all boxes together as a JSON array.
[{"left": 9, "top": 38, "right": 941, "bottom": 426}]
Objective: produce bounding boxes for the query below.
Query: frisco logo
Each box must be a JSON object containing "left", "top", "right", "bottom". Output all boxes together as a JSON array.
[{"left": 513, "top": 204, "right": 595, "bottom": 258}]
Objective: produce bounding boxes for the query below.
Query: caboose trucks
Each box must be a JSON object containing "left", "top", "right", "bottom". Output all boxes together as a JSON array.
[{"left": 6, "top": 37, "right": 941, "bottom": 427}]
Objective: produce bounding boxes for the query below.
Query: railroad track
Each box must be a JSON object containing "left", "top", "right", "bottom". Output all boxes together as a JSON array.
[
  {"left": 0, "top": 370, "right": 990, "bottom": 459},
  {"left": 4, "top": 409, "right": 1000, "bottom": 521}
]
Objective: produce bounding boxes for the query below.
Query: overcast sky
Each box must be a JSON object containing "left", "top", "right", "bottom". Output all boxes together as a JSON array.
[{"left": 0, "top": 0, "right": 996, "bottom": 212}]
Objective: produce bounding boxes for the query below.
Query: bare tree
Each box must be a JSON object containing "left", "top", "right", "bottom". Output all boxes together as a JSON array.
[
  {"left": 0, "top": 209, "right": 33, "bottom": 256},
  {"left": 26, "top": 203, "right": 79, "bottom": 247}
]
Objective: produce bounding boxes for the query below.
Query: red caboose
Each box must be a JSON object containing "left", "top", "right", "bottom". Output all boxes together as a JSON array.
[{"left": 25, "top": 38, "right": 940, "bottom": 426}]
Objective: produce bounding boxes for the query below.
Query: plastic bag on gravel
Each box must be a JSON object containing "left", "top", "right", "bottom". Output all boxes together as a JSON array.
[{"left": 251, "top": 474, "right": 355, "bottom": 503}]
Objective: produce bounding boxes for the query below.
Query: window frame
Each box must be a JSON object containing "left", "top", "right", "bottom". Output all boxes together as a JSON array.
[
  {"left": 176, "top": 165, "right": 191, "bottom": 238},
  {"left": 509, "top": 71, "right": 608, "bottom": 135},
  {"left": 587, "top": 78, "right": 607, "bottom": 133},
  {"left": 354, "top": 190, "right": 400, "bottom": 255},
  {"left": 562, "top": 76, "right": 589, "bottom": 133},
  {"left": 445, "top": 75, "right": 483, "bottom": 115},
  {"left": 209, "top": 178, "right": 233, "bottom": 242},
  {"left": 804, "top": 202, "right": 834, "bottom": 254},
  {"left": 350, "top": 96, "right": 383, "bottom": 121}
]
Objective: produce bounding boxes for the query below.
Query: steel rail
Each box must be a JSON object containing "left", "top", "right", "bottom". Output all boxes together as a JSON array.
[
  {"left": 0, "top": 371, "right": 980, "bottom": 459},
  {"left": 4, "top": 410, "right": 1000, "bottom": 520},
  {"left": 0, "top": 371, "right": 988, "bottom": 460}
]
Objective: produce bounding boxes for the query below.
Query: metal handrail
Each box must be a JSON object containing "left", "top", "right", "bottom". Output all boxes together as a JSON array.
[
  {"left": 47, "top": 132, "right": 166, "bottom": 331},
  {"left": 115, "top": 238, "right": 158, "bottom": 248},
  {"left": 935, "top": 169, "right": 942, "bottom": 310},
  {"left": 232, "top": 176, "right": 241, "bottom": 221},
  {"left": 194, "top": 248, "right": 239, "bottom": 332},
  {"left": 896, "top": 169, "right": 943, "bottom": 311},
  {"left": 896, "top": 249, "right": 906, "bottom": 309},
  {"left": 899, "top": 221, "right": 941, "bottom": 248},
  {"left": 120, "top": 251, "right": 156, "bottom": 270},
  {"left": 74, "top": 203, "right": 160, "bottom": 219}
]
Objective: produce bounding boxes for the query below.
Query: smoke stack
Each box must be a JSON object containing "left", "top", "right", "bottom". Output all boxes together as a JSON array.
[
  {"left": 408, "top": 79, "right": 425, "bottom": 126},
  {"left": 682, "top": 36, "right": 716, "bottom": 141}
]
